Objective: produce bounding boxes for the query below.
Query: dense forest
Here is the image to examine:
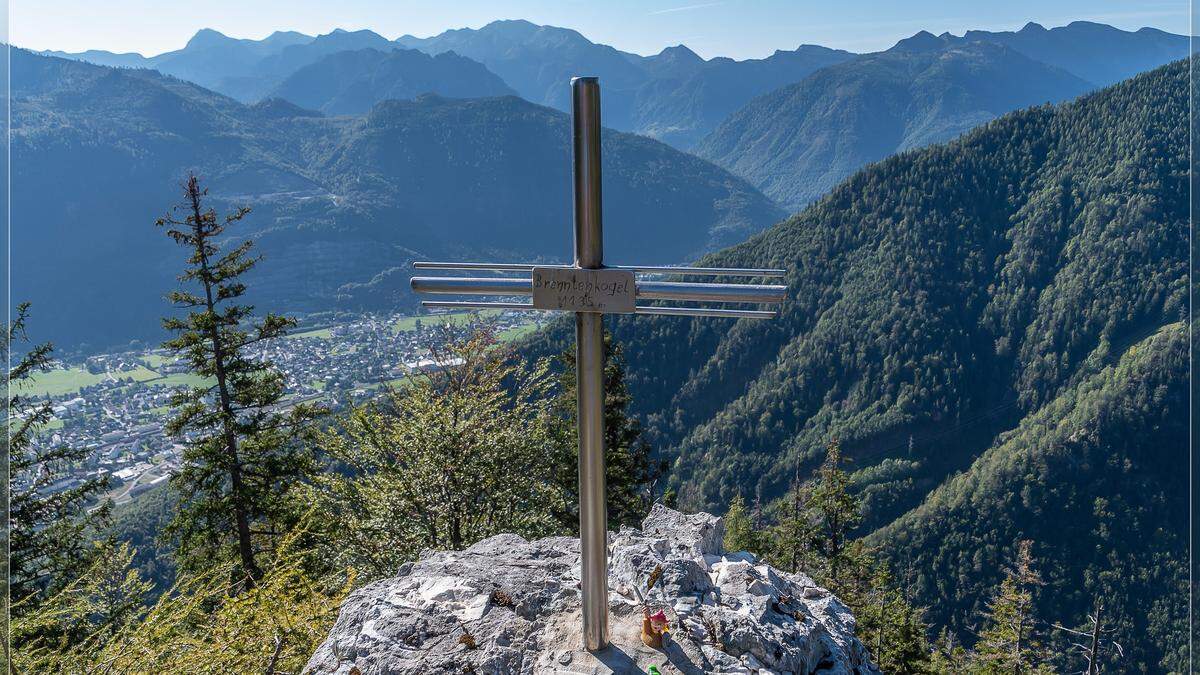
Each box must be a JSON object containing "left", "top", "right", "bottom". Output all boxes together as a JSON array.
[{"left": 530, "top": 58, "right": 1189, "bottom": 671}]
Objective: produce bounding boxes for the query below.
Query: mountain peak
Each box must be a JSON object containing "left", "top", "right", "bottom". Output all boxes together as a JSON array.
[
  {"left": 480, "top": 18, "right": 539, "bottom": 35},
  {"left": 185, "top": 28, "right": 231, "bottom": 49},
  {"left": 891, "top": 30, "right": 946, "bottom": 52},
  {"left": 657, "top": 44, "right": 702, "bottom": 62},
  {"left": 1020, "top": 21, "right": 1047, "bottom": 33}
]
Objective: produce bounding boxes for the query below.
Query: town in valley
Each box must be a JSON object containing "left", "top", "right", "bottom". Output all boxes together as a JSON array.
[{"left": 18, "top": 309, "right": 543, "bottom": 507}]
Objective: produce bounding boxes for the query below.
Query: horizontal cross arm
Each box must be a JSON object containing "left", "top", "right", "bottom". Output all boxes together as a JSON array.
[
  {"left": 419, "top": 300, "right": 778, "bottom": 320},
  {"left": 412, "top": 261, "right": 786, "bottom": 277},
  {"left": 410, "top": 276, "right": 786, "bottom": 305}
]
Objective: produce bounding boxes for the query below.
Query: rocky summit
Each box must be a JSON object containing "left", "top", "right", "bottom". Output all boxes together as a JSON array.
[{"left": 304, "top": 504, "right": 879, "bottom": 674}]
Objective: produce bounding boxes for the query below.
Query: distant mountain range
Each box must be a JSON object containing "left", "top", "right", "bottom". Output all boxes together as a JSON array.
[
  {"left": 695, "top": 22, "right": 1189, "bottom": 210},
  {"left": 695, "top": 37, "right": 1095, "bottom": 209},
  {"left": 43, "top": 20, "right": 860, "bottom": 147},
  {"left": 43, "top": 20, "right": 1189, "bottom": 214},
  {"left": 268, "top": 48, "right": 516, "bottom": 115},
  {"left": 12, "top": 49, "right": 782, "bottom": 350}
]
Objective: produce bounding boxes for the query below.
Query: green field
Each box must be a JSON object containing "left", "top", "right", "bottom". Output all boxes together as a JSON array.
[
  {"left": 391, "top": 310, "right": 504, "bottom": 334},
  {"left": 286, "top": 327, "right": 333, "bottom": 340},
  {"left": 121, "top": 366, "right": 162, "bottom": 383},
  {"left": 498, "top": 322, "right": 542, "bottom": 343},
  {"left": 140, "top": 354, "right": 172, "bottom": 368},
  {"left": 21, "top": 365, "right": 159, "bottom": 398}
]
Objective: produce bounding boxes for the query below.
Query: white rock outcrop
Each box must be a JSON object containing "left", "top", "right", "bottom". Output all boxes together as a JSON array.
[{"left": 305, "top": 504, "right": 880, "bottom": 674}]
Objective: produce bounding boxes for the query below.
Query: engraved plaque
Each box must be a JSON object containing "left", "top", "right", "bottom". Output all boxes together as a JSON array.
[{"left": 532, "top": 267, "right": 636, "bottom": 314}]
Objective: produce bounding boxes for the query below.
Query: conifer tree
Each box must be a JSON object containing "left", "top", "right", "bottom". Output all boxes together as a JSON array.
[
  {"left": 855, "top": 561, "right": 933, "bottom": 674},
  {"left": 760, "top": 442, "right": 933, "bottom": 673},
  {"left": 722, "top": 494, "right": 760, "bottom": 554},
  {"left": 771, "top": 464, "right": 818, "bottom": 574},
  {"left": 6, "top": 303, "right": 112, "bottom": 613},
  {"left": 157, "top": 175, "right": 322, "bottom": 588},
  {"left": 930, "top": 627, "right": 970, "bottom": 673},
  {"left": 807, "top": 440, "right": 861, "bottom": 580},
  {"left": 553, "top": 331, "right": 665, "bottom": 528},
  {"left": 970, "top": 540, "right": 1055, "bottom": 674}
]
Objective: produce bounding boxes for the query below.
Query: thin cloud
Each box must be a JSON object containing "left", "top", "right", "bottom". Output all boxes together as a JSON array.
[{"left": 649, "top": 2, "right": 724, "bottom": 16}]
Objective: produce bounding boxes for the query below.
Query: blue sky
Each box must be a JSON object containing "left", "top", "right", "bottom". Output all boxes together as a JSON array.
[{"left": 11, "top": 0, "right": 1191, "bottom": 60}]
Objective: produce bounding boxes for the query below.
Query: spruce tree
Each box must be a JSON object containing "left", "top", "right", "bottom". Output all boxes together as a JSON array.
[
  {"left": 553, "top": 331, "right": 665, "bottom": 529},
  {"left": 855, "top": 561, "right": 933, "bottom": 674},
  {"left": 971, "top": 540, "right": 1055, "bottom": 674},
  {"left": 722, "top": 494, "right": 760, "bottom": 554},
  {"left": 157, "top": 175, "right": 322, "bottom": 587},
  {"left": 808, "top": 440, "right": 861, "bottom": 581},
  {"left": 930, "top": 627, "right": 970, "bottom": 673},
  {"left": 6, "top": 303, "right": 112, "bottom": 613},
  {"left": 771, "top": 463, "right": 818, "bottom": 574}
]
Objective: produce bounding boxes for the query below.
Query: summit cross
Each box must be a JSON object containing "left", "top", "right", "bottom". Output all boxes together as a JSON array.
[{"left": 410, "top": 76, "right": 786, "bottom": 652}]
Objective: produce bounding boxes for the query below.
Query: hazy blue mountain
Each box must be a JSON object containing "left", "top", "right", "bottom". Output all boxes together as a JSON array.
[
  {"left": 268, "top": 47, "right": 515, "bottom": 115},
  {"left": 695, "top": 39, "right": 1093, "bottom": 210},
  {"left": 12, "top": 50, "right": 783, "bottom": 350},
  {"left": 629, "top": 44, "right": 855, "bottom": 148},
  {"left": 396, "top": 19, "right": 650, "bottom": 120},
  {"left": 394, "top": 20, "right": 856, "bottom": 146},
  {"left": 961, "top": 20, "right": 1190, "bottom": 86},
  {"left": 214, "top": 29, "right": 394, "bottom": 101},
  {"left": 41, "top": 28, "right": 400, "bottom": 102},
  {"left": 630, "top": 44, "right": 708, "bottom": 80},
  {"left": 38, "top": 48, "right": 153, "bottom": 69}
]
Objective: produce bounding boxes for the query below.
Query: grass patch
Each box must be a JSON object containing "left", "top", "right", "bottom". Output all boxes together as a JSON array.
[
  {"left": 286, "top": 327, "right": 333, "bottom": 340},
  {"left": 498, "top": 322, "right": 541, "bottom": 343},
  {"left": 121, "top": 366, "right": 162, "bottom": 383},
  {"left": 22, "top": 365, "right": 160, "bottom": 398},
  {"left": 141, "top": 354, "right": 172, "bottom": 368},
  {"left": 392, "top": 310, "right": 502, "bottom": 334}
]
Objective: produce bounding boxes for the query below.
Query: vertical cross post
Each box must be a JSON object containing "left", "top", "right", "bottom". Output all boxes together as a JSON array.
[
  {"left": 571, "top": 75, "right": 610, "bottom": 652},
  {"left": 410, "top": 75, "right": 786, "bottom": 654}
]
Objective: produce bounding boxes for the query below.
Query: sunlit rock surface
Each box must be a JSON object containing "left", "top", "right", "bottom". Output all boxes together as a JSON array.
[{"left": 305, "top": 504, "right": 879, "bottom": 674}]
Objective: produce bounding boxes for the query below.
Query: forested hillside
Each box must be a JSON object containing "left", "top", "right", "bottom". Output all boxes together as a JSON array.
[
  {"left": 529, "top": 60, "right": 1188, "bottom": 670},
  {"left": 874, "top": 323, "right": 1187, "bottom": 670},
  {"left": 12, "top": 49, "right": 782, "bottom": 350}
]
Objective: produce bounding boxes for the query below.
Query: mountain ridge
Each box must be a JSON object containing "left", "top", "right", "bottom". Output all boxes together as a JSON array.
[
  {"left": 12, "top": 49, "right": 784, "bottom": 351},
  {"left": 695, "top": 38, "right": 1104, "bottom": 209}
]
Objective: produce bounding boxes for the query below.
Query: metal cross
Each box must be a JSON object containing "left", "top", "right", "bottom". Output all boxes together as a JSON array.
[{"left": 410, "top": 76, "right": 785, "bottom": 652}]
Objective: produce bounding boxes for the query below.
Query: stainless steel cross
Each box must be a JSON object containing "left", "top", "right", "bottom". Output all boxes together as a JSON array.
[{"left": 409, "top": 76, "right": 785, "bottom": 652}]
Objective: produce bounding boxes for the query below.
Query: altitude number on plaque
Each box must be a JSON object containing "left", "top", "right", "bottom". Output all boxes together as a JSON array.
[{"left": 532, "top": 267, "right": 636, "bottom": 314}]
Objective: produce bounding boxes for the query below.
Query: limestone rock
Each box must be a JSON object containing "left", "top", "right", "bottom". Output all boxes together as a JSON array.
[{"left": 305, "top": 506, "right": 880, "bottom": 674}]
